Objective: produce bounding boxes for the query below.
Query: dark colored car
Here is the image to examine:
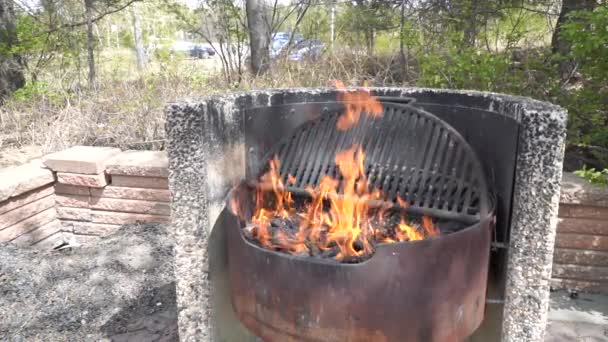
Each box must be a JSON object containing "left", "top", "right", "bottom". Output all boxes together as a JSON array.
[
  {"left": 288, "top": 39, "right": 325, "bottom": 61},
  {"left": 190, "top": 44, "right": 216, "bottom": 59},
  {"left": 270, "top": 32, "right": 304, "bottom": 59}
]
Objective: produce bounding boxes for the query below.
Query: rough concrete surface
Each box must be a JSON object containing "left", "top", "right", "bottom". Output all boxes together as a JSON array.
[
  {"left": 0, "top": 223, "right": 177, "bottom": 342},
  {"left": 166, "top": 87, "right": 567, "bottom": 342}
]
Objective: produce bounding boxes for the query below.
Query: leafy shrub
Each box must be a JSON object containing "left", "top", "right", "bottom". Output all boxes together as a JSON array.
[
  {"left": 574, "top": 166, "right": 608, "bottom": 186},
  {"left": 418, "top": 48, "right": 521, "bottom": 93},
  {"left": 10, "top": 81, "right": 64, "bottom": 107},
  {"left": 559, "top": 7, "right": 608, "bottom": 165}
]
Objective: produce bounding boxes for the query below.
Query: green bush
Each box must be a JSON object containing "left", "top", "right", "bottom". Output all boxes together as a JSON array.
[
  {"left": 10, "top": 81, "right": 64, "bottom": 107},
  {"left": 574, "top": 166, "right": 608, "bottom": 186},
  {"left": 559, "top": 7, "right": 608, "bottom": 165},
  {"left": 418, "top": 48, "right": 520, "bottom": 93}
]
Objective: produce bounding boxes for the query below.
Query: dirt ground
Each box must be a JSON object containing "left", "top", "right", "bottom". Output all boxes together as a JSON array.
[
  {"left": 1, "top": 221, "right": 605, "bottom": 342},
  {"left": 0, "top": 224, "right": 178, "bottom": 342},
  {"left": 0, "top": 145, "right": 43, "bottom": 169}
]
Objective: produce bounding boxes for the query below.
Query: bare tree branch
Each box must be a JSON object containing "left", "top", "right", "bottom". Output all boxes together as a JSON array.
[{"left": 43, "top": 0, "right": 141, "bottom": 34}]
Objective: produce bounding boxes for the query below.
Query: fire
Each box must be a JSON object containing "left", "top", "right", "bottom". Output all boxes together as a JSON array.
[
  {"left": 331, "top": 80, "right": 383, "bottom": 130},
  {"left": 236, "top": 85, "right": 439, "bottom": 261}
]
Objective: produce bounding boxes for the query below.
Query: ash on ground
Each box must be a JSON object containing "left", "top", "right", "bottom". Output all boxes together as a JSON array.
[{"left": 0, "top": 224, "right": 177, "bottom": 342}]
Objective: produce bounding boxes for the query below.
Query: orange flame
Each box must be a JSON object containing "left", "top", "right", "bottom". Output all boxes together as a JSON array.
[
  {"left": 238, "top": 84, "right": 440, "bottom": 261},
  {"left": 331, "top": 80, "right": 383, "bottom": 130}
]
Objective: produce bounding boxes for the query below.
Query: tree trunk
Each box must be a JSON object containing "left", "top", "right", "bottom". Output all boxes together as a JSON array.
[
  {"left": 464, "top": 0, "right": 478, "bottom": 47},
  {"left": 551, "top": 0, "right": 597, "bottom": 77},
  {"left": 399, "top": 0, "right": 406, "bottom": 76},
  {"left": 246, "top": 0, "right": 270, "bottom": 75},
  {"left": 130, "top": 3, "right": 146, "bottom": 70},
  {"left": 84, "top": 0, "right": 96, "bottom": 88},
  {"left": 365, "top": 28, "right": 374, "bottom": 55},
  {"left": 0, "top": 0, "right": 25, "bottom": 99}
]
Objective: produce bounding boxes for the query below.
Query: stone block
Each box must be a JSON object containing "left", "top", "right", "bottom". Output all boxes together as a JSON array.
[
  {"left": 106, "top": 150, "right": 168, "bottom": 177},
  {"left": 555, "top": 233, "right": 608, "bottom": 252},
  {"left": 33, "top": 231, "right": 68, "bottom": 250},
  {"left": 54, "top": 183, "right": 91, "bottom": 196},
  {"left": 56, "top": 194, "right": 90, "bottom": 208},
  {"left": 57, "top": 172, "right": 108, "bottom": 188},
  {"left": 557, "top": 217, "right": 608, "bottom": 235},
  {"left": 111, "top": 175, "right": 168, "bottom": 189},
  {"left": 0, "top": 195, "right": 56, "bottom": 230},
  {"left": 90, "top": 210, "right": 169, "bottom": 225},
  {"left": 551, "top": 278, "right": 608, "bottom": 293},
  {"left": 559, "top": 203, "right": 608, "bottom": 220},
  {"left": 552, "top": 264, "right": 608, "bottom": 282},
  {"left": 57, "top": 207, "right": 91, "bottom": 221},
  {"left": 89, "top": 197, "right": 170, "bottom": 216},
  {"left": 553, "top": 248, "right": 608, "bottom": 267},
  {"left": 0, "top": 161, "right": 55, "bottom": 202},
  {"left": 12, "top": 219, "right": 63, "bottom": 246},
  {"left": 43, "top": 146, "right": 120, "bottom": 174},
  {"left": 0, "top": 185, "right": 54, "bottom": 215},
  {"left": 62, "top": 220, "right": 122, "bottom": 236},
  {"left": 0, "top": 207, "right": 57, "bottom": 241},
  {"left": 90, "top": 186, "right": 170, "bottom": 202}
]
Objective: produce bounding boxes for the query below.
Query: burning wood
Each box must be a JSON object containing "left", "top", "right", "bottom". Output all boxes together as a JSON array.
[
  {"left": 240, "top": 200, "right": 443, "bottom": 263},
  {"left": 231, "top": 85, "right": 443, "bottom": 263}
]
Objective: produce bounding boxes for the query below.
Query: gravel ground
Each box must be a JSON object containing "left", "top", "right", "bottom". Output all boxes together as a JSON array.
[{"left": 0, "top": 224, "right": 177, "bottom": 342}]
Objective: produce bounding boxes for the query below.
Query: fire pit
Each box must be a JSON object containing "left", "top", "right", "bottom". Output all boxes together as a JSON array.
[
  {"left": 223, "top": 93, "right": 494, "bottom": 341},
  {"left": 166, "top": 88, "right": 567, "bottom": 342}
]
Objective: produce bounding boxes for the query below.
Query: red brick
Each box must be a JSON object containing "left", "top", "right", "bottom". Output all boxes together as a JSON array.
[
  {"left": 12, "top": 220, "right": 62, "bottom": 246},
  {"left": 56, "top": 207, "right": 91, "bottom": 221},
  {"left": 111, "top": 175, "right": 168, "bottom": 189},
  {"left": 43, "top": 146, "right": 120, "bottom": 174},
  {"left": 90, "top": 210, "right": 169, "bottom": 225},
  {"left": 0, "top": 195, "right": 56, "bottom": 230},
  {"left": 0, "top": 208, "right": 57, "bottom": 241},
  {"left": 553, "top": 249, "right": 608, "bottom": 267},
  {"left": 56, "top": 194, "right": 90, "bottom": 208},
  {"left": 552, "top": 264, "right": 608, "bottom": 282},
  {"left": 90, "top": 186, "right": 170, "bottom": 202},
  {"left": 557, "top": 217, "right": 608, "bottom": 235},
  {"left": 89, "top": 197, "right": 170, "bottom": 215},
  {"left": 559, "top": 204, "right": 608, "bottom": 220},
  {"left": 0, "top": 185, "right": 53, "bottom": 215},
  {"left": 555, "top": 233, "right": 608, "bottom": 252},
  {"left": 57, "top": 172, "right": 108, "bottom": 188},
  {"left": 54, "top": 184, "right": 91, "bottom": 196}
]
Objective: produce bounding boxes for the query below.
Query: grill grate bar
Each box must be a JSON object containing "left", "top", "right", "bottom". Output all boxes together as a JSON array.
[{"left": 260, "top": 100, "right": 489, "bottom": 221}]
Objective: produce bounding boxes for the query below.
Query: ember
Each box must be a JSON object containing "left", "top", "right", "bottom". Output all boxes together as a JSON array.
[
  {"left": 240, "top": 199, "right": 448, "bottom": 263},
  {"left": 232, "top": 85, "right": 442, "bottom": 262}
]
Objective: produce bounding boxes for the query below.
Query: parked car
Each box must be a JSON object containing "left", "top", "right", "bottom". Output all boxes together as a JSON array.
[
  {"left": 190, "top": 44, "right": 216, "bottom": 59},
  {"left": 270, "top": 32, "right": 304, "bottom": 59},
  {"left": 288, "top": 39, "right": 325, "bottom": 61}
]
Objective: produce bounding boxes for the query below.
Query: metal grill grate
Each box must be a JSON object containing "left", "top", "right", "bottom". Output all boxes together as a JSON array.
[{"left": 257, "top": 100, "right": 490, "bottom": 223}]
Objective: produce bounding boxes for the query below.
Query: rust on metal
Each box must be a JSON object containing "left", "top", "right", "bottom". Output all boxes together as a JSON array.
[{"left": 225, "top": 184, "right": 493, "bottom": 342}]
